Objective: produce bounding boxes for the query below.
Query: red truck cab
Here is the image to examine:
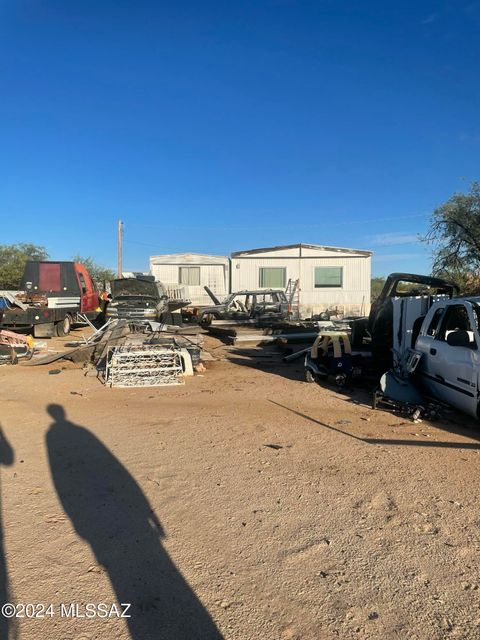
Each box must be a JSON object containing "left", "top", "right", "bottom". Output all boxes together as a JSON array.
[
  {"left": 21, "top": 261, "right": 99, "bottom": 313},
  {"left": 0, "top": 261, "right": 101, "bottom": 336},
  {"left": 73, "top": 262, "right": 99, "bottom": 313}
]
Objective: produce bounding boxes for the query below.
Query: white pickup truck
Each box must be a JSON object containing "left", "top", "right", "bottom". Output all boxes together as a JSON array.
[{"left": 415, "top": 298, "right": 480, "bottom": 418}]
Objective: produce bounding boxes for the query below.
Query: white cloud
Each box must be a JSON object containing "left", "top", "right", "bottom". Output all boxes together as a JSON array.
[
  {"left": 422, "top": 12, "right": 439, "bottom": 24},
  {"left": 374, "top": 252, "right": 426, "bottom": 263},
  {"left": 369, "top": 232, "right": 421, "bottom": 247}
]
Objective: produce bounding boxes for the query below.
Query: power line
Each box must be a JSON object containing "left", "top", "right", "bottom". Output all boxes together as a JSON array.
[
  {"left": 123, "top": 212, "right": 429, "bottom": 233},
  {"left": 124, "top": 239, "right": 215, "bottom": 253}
]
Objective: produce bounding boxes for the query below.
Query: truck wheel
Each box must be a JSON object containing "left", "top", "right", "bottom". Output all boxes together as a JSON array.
[{"left": 56, "top": 315, "right": 72, "bottom": 336}]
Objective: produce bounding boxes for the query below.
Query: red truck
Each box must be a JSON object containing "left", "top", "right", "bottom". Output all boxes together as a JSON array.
[{"left": 0, "top": 261, "right": 101, "bottom": 337}]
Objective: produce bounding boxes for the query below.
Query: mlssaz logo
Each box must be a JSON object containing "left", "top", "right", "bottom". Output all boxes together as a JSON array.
[{"left": 60, "top": 603, "right": 131, "bottom": 618}]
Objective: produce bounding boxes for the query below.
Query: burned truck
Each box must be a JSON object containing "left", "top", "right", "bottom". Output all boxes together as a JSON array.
[
  {"left": 351, "top": 273, "right": 458, "bottom": 373},
  {"left": 351, "top": 273, "right": 480, "bottom": 420},
  {"left": 199, "top": 287, "right": 290, "bottom": 326}
]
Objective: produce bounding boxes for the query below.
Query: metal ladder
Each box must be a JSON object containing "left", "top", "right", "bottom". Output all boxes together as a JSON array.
[{"left": 285, "top": 279, "right": 300, "bottom": 318}]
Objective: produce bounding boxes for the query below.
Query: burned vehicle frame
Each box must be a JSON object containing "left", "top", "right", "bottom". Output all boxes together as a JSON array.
[
  {"left": 351, "top": 273, "right": 458, "bottom": 373},
  {"left": 200, "top": 287, "right": 290, "bottom": 326}
]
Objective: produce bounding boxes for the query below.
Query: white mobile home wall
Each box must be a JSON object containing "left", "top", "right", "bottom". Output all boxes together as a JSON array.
[
  {"left": 231, "top": 244, "right": 372, "bottom": 317},
  {"left": 149, "top": 253, "right": 229, "bottom": 306}
]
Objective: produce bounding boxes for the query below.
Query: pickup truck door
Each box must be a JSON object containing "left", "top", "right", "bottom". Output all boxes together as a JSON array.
[{"left": 417, "top": 302, "right": 479, "bottom": 417}]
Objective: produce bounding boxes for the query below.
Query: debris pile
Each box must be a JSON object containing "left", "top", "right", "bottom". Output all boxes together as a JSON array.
[
  {"left": 0, "top": 329, "right": 34, "bottom": 364},
  {"left": 105, "top": 344, "right": 184, "bottom": 388},
  {"left": 25, "top": 319, "right": 210, "bottom": 388}
]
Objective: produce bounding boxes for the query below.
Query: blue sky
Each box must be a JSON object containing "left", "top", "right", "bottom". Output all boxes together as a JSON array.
[{"left": 1, "top": 1, "right": 479, "bottom": 276}]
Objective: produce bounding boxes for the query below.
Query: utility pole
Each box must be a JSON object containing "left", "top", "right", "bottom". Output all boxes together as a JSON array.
[{"left": 117, "top": 219, "right": 123, "bottom": 277}]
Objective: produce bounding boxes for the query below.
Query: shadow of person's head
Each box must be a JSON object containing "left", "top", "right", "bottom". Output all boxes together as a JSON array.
[{"left": 47, "top": 404, "right": 67, "bottom": 424}]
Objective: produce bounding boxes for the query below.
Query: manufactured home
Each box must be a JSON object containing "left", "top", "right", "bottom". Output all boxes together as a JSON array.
[
  {"left": 149, "top": 243, "right": 372, "bottom": 316},
  {"left": 149, "top": 253, "right": 229, "bottom": 306},
  {"left": 231, "top": 243, "right": 372, "bottom": 317}
]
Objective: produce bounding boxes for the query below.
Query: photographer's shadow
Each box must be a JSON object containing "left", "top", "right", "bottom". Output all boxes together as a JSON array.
[
  {"left": 0, "top": 426, "right": 15, "bottom": 640},
  {"left": 46, "top": 404, "right": 223, "bottom": 640}
]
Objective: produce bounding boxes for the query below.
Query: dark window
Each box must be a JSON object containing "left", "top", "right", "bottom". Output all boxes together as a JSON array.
[
  {"left": 78, "top": 272, "right": 87, "bottom": 295},
  {"left": 426, "top": 308, "right": 444, "bottom": 337},
  {"left": 437, "top": 305, "right": 474, "bottom": 343}
]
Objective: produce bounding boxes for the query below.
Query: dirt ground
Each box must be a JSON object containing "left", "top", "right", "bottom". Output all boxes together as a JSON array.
[{"left": 1, "top": 327, "right": 480, "bottom": 640}]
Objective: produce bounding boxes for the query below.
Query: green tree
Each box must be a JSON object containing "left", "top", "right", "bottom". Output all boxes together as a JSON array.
[
  {"left": 71, "top": 255, "right": 115, "bottom": 287},
  {"left": 371, "top": 276, "right": 386, "bottom": 301},
  {"left": 423, "top": 182, "right": 480, "bottom": 293},
  {"left": 0, "top": 243, "right": 49, "bottom": 289}
]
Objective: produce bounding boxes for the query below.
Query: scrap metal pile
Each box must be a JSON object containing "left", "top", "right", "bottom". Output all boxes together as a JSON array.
[
  {"left": 0, "top": 330, "right": 34, "bottom": 364},
  {"left": 211, "top": 273, "right": 469, "bottom": 423},
  {"left": 25, "top": 319, "right": 207, "bottom": 388},
  {"left": 106, "top": 344, "right": 184, "bottom": 388}
]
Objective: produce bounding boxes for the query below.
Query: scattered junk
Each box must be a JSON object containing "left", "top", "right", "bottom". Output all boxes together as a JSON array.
[
  {"left": 5, "top": 259, "right": 479, "bottom": 423},
  {"left": 200, "top": 280, "right": 346, "bottom": 349},
  {"left": 372, "top": 347, "right": 445, "bottom": 421},
  {"left": 350, "top": 272, "right": 458, "bottom": 373},
  {"left": 209, "top": 323, "right": 323, "bottom": 346},
  {"left": 365, "top": 277, "right": 480, "bottom": 421},
  {"left": 199, "top": 287, "right": 292, "bottom": 327},
  {"left": 218, "top": 270, "right": 477, "bottom": 423},
  {"left": 0, "top": 330, "right": 34, "bottom": 364},
  {"left": 310, "top": 306, "right": 342, "bottom": 322},
  {"left": 105, "top": 344, "right": 185, "bottom": 388},
  {"left": 0, "top": 261, "right": 101, "bottom": 337},
  {"left": 25, "top": 316, "right": 208, "bottom": 389},
  {"left": 304, "top": 331, "right": 361, "bottom": 387},
  {"left": 372, "top": 345, "right": 430, "bottom": 418},
  {"left": 163, "top": 284, "right": 192, "bottom": 314},
  {"left": 100, "top": 324, "right": 203, "bottom": 388}
]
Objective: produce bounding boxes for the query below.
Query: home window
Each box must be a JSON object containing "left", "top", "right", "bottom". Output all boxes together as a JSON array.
[
  {"left": 179, "top": 267, "right": 200, "bottom": 286},
  {"left": 259, "top": 267, "right": 286, "bottom": 288},
  {"left": 314, "top": 267, "right": 343, "bottom": 288}
]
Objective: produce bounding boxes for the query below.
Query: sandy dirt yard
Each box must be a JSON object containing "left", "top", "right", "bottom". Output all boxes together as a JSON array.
[{"left": 1, "top": 328, "right": 480, "bottom": 640}]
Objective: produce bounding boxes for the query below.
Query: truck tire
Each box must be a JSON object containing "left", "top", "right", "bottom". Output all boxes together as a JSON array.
[{"left": 56, "top": 314, "right": 72, "bottom": 336}]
